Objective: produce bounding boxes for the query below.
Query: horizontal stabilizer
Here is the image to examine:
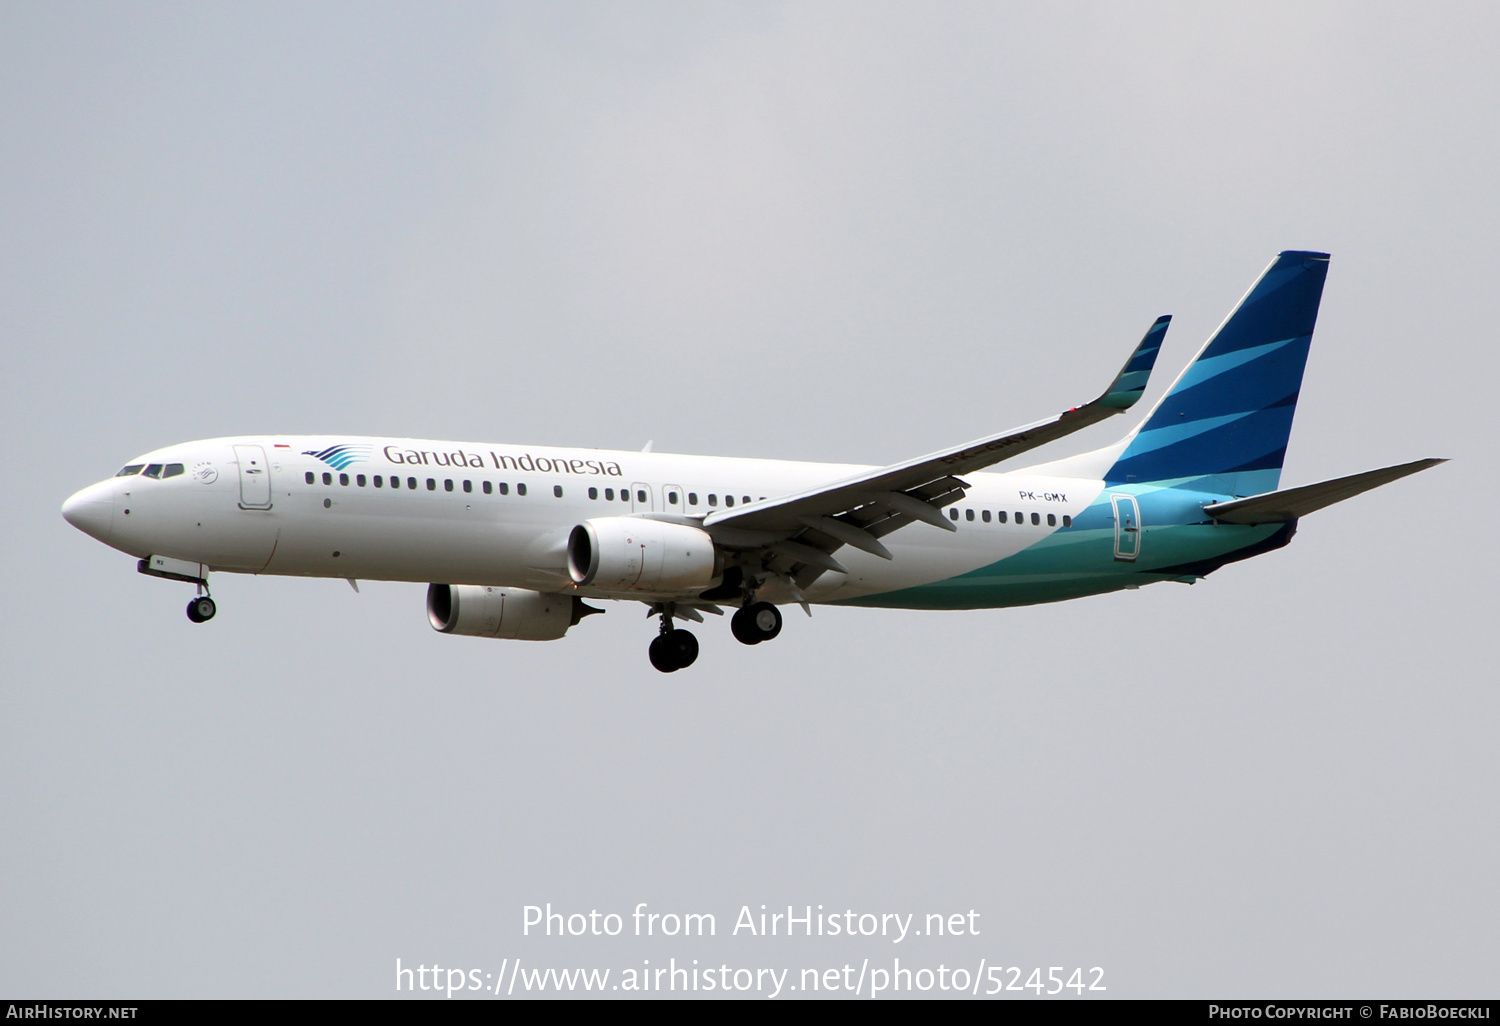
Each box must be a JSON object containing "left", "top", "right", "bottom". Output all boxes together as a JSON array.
[{"left": 1203, "top": 458, "right": 1447, "bottom": 524}]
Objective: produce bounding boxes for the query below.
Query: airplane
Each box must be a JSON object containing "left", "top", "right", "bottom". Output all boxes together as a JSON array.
[{"left": 61, "top": 251, "right": 1444, "bottom": 672}]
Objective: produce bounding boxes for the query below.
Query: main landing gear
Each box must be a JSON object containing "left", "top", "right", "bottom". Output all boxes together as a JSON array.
[
  {"left": 648, "top": 603, "right": 699, "bottom": 673},
  {"left": 731, "top": 601, "right": 782, "bottom": 645},
  {"left": 649, "top": 629, "right": 699, "bottom": 673},
  {"left": 644, "top": 588, "right": 786, "bottom": 671}
]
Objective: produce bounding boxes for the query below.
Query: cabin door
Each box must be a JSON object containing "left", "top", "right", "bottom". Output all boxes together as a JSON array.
[
  {"left": 235, "top": 445, "right": 273, "bottom": 510},
  {"left": 1111, "top": 493, "right": 1140, "bottom": 562}
]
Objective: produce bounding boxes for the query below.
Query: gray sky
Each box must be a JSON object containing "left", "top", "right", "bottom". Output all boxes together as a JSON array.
[{"left": 3, "top": 1, "right": 1495, "bottom": 998}]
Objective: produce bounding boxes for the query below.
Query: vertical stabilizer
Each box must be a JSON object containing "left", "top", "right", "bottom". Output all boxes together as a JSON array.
[{"left": 1105, "top": 251, "right": 1330, "bottom": 495}]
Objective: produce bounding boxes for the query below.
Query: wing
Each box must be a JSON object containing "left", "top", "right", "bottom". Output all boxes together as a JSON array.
[{"left": 700, "top": 316, "right": 1170, "bottom": 588}]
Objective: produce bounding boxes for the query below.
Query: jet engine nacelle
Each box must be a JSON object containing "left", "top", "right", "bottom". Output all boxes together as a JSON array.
[
  {"left": 427, "top": 584, "right": 574, "bottom": 641},
  {"left": 567, "top": 517, "right": 718, "bottom": 593}
]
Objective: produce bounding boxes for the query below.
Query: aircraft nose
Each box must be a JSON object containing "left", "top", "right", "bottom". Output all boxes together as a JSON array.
[{"left": 61, "top": 482, "right": 115, "bottom": 542}]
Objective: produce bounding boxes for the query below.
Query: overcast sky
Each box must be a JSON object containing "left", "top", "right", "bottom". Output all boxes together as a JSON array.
[{"left": 3, "top": 1, "right": 1495, "bottom": 999}]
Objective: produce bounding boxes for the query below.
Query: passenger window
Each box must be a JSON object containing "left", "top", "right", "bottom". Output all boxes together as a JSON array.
[
  {"left": 115, "top": 465, "right": 144, "bottom": 477},
  {"left": 357, "top": 474, "right": 366, "bottom": 487},
  {"left": 499, "top": 482, "right": 509, "bottom": 495},
  {"left": 965, "top": 509, "right": 975, "bottom": 521},
  {"left": 1030, "top": 512, "right": 1040, "bottom": 525},
  {"left": 323, "top": 472, "right": 333, "bottom": 485},
  {"left": 708, "top": 494, "right": 718, "bottom": 506},
  {"left": 998, "top": 511, "right": 1008, "bottom": 523},
  {"left": 589, "top": 487, "right": 598, "bottom": 500},
  {"left": 949, "top": 508, "right": 959, "bottom": 521},
  {"left": 163, "top": 463, "right": 185, "bottom": 478},
  {"left": 688, "top": 493, "right": 698, "bottom": 505},
  {"left": 375, "top": 475, "right": 384, "bottom": 488},
  {"left": 632, "top": 489, "right": 642, "bottom": 503},
  {"left": 482, "top": 481, "right": 492, "bottom": 494},
  {"left": 427, "top": 479, "right": 436, "bottom": 491},
  {"left": 604, "top": 488, "right": 614, "bottom": 501},
  {"left": 340, "top": 473, "right": 349, "bottom": 486},
  {"left": 1014, "top": 511, "right": 1023, "bottom": 523},
  {"left": 982, "top": 510, "right": 991, "bottom": 523},
  {"left": 743, "top": 496, "right": 751, "bottom": 505},
  {"left": 668, "top": 491, "right": 678, "bottom": 504},
  {"left": 389, "top": 476, "right": 399, "bottom": 489},
  {"left": 444, "top": 479, "right": 453, "bottom": 492},
  {"left": 1062, "top": 515, "right": 1072, "bottom": 527},
  {"left": 1047, "top": 513, "right": 1056, "bottom": 526},
  {"left": 408, "top": 477, "right": 417, "bottom": 490},
  {"left": 463, "top": 480, "right": 472, "bottom": 493},
  {"left": 555, "top": 485, "right": 564, "bottom": 498},
  {"left": 305, "top": 471, "right": 315, "bottom": 484},
  {"left": 725, "top": 495, "right": 735, "bottom": 507},
  {"left": 517, "top": 483, "right": 527, "bottom": 496}
]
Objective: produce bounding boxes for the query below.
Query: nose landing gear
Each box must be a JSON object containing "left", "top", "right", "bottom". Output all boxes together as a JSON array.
[{"left": 186, "top": 595, "right": 217, "bottom": 623}]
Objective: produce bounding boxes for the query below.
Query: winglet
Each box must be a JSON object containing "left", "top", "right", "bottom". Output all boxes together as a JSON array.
[{"left": 1097, "top": 315, "right": 1170, "bottom": 410}]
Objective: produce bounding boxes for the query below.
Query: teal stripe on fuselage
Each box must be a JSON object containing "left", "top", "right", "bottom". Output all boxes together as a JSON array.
[{"left": 835, "top": 488, "right": 1282, "bottom": 610}]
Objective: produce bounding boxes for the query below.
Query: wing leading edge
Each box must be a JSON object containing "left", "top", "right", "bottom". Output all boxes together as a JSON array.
[{"left": 700, "top": 316, "right": 1171, "bottom": 586}]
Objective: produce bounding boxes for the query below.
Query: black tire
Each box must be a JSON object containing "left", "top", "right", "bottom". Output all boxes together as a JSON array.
[
  {"left": 665, "top": 628, "right": 698, "bottom": 669},
  {"left": 648, "top": 635, "right": 679, "bottom": 673},
  {"left": 731, "top": 606, "right": 762, "bottom": 645},
  {"left": 188, "top": 596, "right": 216, "bottom": 623},
  {"left": 748, "top": 601, "right": 781, "bottom": 641}
]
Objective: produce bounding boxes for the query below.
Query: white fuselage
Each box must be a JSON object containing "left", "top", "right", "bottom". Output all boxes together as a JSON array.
[{"left": 63, "top": 435, "right": 1102, "bottom": 606}]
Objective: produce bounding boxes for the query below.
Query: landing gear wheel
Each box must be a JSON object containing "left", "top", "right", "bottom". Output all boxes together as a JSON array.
[
  {"left": 731, "top": 601, "right": 782, "bottom": 645},
  {"left": 750, "top": 602, "right": 782, "bottom": 641},
  {"left": 649, "top": 629, "right": 699, "bottom": 672},
  {"left": 666, "top": 628, "right": 698, "bottom": 669},
  {"left": 186, "top": 596, "right": 217, "bottom": 623},
  {"left": 730, "top": 606, "right": 760, "bottom": 645}
]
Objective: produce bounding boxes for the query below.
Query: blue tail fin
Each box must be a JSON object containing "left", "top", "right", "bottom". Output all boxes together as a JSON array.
[{"left": 1105, "top": 251, "right": 1330, "bottom": 496}]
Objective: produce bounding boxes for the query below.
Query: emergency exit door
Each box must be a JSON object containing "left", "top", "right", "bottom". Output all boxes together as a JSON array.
[{"left": 630, "top": 482, "right": 653, "bottom": 513}]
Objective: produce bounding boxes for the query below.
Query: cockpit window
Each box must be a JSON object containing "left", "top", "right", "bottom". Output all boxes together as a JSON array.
[
  {"left": 115, "top": 465, "right": 144, "bottom": 477},
  {"left": 142, "top": 464, "right": 164, "bottom": 479},
  {"left": 162, "top": 463, "right": 185, "bottom": 479}
]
